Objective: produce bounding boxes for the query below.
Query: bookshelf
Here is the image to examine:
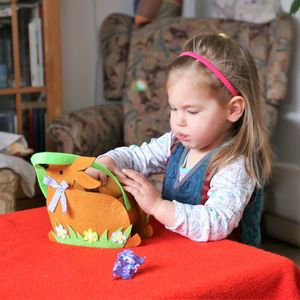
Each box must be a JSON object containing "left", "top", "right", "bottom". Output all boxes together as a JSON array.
[{"left": 0, "top": 0, "right": 62, "bottom": 151}]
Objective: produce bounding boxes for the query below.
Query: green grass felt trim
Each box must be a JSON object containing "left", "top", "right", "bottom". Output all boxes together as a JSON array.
[{"left": 51, "top": 225, "right": 133, "bottom": 248}]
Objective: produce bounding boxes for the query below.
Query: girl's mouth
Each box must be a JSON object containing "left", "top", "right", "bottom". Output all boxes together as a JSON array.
[{"left": 177, "top": 133, "right": 189, "bottom": 141}]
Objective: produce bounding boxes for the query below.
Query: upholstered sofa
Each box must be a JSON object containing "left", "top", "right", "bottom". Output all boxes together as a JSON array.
[
  {"left": 48, "top": 13, "right": 293, "bottom": 160},
  {"left": 0, "top": 155, "right": 44, "bottom": 214},
  {"left": 0, "top": 169, "right": 18, "bottom": 213}
]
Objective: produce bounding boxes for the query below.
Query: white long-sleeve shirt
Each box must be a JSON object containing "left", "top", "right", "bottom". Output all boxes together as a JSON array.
[{"left": 104, "top": 131, "right": 255, "bottom": 242}]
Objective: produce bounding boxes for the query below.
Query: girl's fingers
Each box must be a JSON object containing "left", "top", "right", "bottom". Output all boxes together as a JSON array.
[
  {"left": 99, "top": 173, "right": 108, "bottom": 185},
  {"left": 114, "top": 168, "right": 128, "bottom": 180},
  {"left": 122, "top": 177, "right": 141, "bottom": 190},
  {"left": 121, "top": 170, "right": 144, "bottom": 188},
  {"left": 122, "top": 169, "right": 145, "bottom": 183},
  {"left": 123, "top": 185, "right": 138, "bottom": 196},
  {"left": 86, "top": 167, "right": 100, "bottom": 180}
]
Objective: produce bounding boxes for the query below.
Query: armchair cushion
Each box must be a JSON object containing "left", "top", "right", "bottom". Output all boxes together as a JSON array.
[
  {"left": 134, "top": 0, "right": 182, "bottom": 25},
  {"left": 100, "top": 14, "right": 133, "bottom": 100},
  {"left": 121, "top": 14, "right": 292, "bottom": 146},
  {"left": 49, "top": 13, "right": 293, "bottom": 159},
  {"left": 0, "top": 169, "right": 18, "bottom": 213},
  {"left": 48, "top": 104, "right": 123, "bottom": 156}
]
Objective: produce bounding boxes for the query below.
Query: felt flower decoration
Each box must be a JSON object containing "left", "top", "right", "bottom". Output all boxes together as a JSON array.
[
  {"left": 112, "top": 231, "right": 127, "bottom": 245},
  {"left": 83, "top": 228, "right": 98, "bottom": 243},
  {"left": 55, "top": 224, "right": 68, "bottom": 239}
]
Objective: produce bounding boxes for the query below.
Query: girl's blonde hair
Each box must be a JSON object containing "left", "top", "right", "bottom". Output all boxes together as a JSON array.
[{"left": 166, "top": 33, "right": 272, "bottom": 187}]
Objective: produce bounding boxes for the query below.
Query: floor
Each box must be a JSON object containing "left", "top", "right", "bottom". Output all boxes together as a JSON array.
[{"left": 261, "top": 236, "right": 300, "bottom": 266}]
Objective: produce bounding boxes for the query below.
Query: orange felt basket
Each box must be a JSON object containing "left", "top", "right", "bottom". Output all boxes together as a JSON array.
[{"left": 31, "top": 152, "right": 153, "bottom": 248}]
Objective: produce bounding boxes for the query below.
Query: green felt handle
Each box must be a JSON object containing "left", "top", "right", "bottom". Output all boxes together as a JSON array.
[{"left": 31, "top": 152, "right": 131, "bottom": 210}]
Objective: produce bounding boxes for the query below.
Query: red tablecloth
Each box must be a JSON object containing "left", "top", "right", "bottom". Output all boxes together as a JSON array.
[{"left": 0, "top": 207, "right": 299, "bottom": 299}]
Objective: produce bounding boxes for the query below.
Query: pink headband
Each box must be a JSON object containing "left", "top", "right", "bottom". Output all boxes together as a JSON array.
[{"left": 179, "top": 51, "right": 238, "bottom": 97}]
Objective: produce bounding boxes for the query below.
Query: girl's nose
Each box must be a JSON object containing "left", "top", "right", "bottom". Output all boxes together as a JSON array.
[{"left": 176, "top": 112, "right": 186, "bottom": 126}]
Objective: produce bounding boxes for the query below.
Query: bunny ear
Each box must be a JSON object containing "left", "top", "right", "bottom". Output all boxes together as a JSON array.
[
  {"left": 71, "top": 157, "right": 96, "bottom": 171},
  {"left": 70, "top": 157, "right": 101, "bottom": 189},
  {"left": 75, "top": 172, "right": 101, "bottom": 189}
]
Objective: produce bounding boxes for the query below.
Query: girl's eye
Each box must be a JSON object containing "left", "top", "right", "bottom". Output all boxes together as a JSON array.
[
  {"left": 187, "top": 110, "right": 199, "bottom": 115},
  {"left": 170, "top": 107, "right": 177, "bottom": 112}
]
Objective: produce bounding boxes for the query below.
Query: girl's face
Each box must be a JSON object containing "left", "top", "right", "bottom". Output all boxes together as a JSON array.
[{"left": 168, "top": 69, "right": 233, "bottom": 153}]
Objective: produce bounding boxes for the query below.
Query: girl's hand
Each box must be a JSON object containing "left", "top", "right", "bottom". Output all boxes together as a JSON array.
[
  {"left": 86, "top": 156, "right": 126, "bottom": 185},
  {"left": 121, "top": 169, "right": 162, "bottom": 216}
]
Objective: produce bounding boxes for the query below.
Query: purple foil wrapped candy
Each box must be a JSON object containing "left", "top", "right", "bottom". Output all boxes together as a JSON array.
[{"left": 113, "top": 249, "right": 145, "bottom": 280}]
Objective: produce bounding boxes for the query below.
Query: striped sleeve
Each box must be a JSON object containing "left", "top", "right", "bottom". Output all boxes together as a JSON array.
[{"left": 102, "top": 131, "right": 177, "bottom": 176}]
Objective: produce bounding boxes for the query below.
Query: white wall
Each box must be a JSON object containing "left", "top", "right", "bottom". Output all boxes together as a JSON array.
[
  {"left": 269, "top": 1, "right": 300, "bottom": 223},
  {"left": 60, "top": 0, "right": 134, "bottom": 113},
  {"left": 60, "top": 0, "right": 196, "bottom": 112},
  {"left": 59, "top": 0, "right": 300, "bottom": 224},
  {"left": 60, "top": 0, "right": 97, "bottom": 112}
]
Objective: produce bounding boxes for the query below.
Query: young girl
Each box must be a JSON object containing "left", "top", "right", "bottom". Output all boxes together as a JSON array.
[{"left": 87, "top": 33, "right": 271, "bottom": 247}]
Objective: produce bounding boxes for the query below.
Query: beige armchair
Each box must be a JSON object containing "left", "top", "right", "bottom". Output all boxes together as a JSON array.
[
  {"left": 0, "top": 155, "right": 44, "bottom": 214},
  {"left": 48, "top": 13, "right": 293, "bottom": 157}
]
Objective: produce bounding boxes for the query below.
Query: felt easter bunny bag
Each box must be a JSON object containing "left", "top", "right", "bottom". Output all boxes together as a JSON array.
[{"left": 31, "top": 152, "right": 153, "bottom": 248}]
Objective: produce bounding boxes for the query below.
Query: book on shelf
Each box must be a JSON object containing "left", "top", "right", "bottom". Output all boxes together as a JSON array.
[
  {"left": 0, "top": 111, "right": 16, "bottom": 133},
  {"left": 0, "top": 63, "right": 7, "bottom": 88},
  {"left": 0, "top": 24, "right": 13, "bottom": 88},
  {"left": 28, "top": 3, "right": 44, "bottom": 87},
  {"left": 23, "top": 107, "right": 46, "bottom": 152},
  {"left": 0, "top": 7, "right": 11, "bottom": 18},
  {"left": 0, "top": 1, "right": 44, "bottom": 88},
  {"left": 34, "top": 108, "right": 46, "bottom": 152},
  {"left": 35, "top": 16, "right": 43, "bottom": 86},
  {"left": 18, "top": 5, "right": 32, "bottom": 87}
]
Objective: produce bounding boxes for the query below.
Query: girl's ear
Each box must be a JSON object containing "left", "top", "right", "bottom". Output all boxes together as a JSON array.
[{"left": 227, "top": 96, "right": 245, "bottom": 122}]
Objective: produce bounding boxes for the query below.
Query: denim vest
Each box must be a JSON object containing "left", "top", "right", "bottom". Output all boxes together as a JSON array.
[{"left": 162, "top": 143, "right": 263, "bottom": 247}]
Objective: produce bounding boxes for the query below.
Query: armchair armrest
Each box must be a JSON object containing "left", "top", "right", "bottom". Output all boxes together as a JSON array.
[
  {"left": 267, "top": 13, "right": 293, "bottom": 105},
  {"left": 101, "top": 13, "right": 133, "bottom": 100},
  {"left": 47, "top": 103, "right": 124, "bottom": 156}
]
